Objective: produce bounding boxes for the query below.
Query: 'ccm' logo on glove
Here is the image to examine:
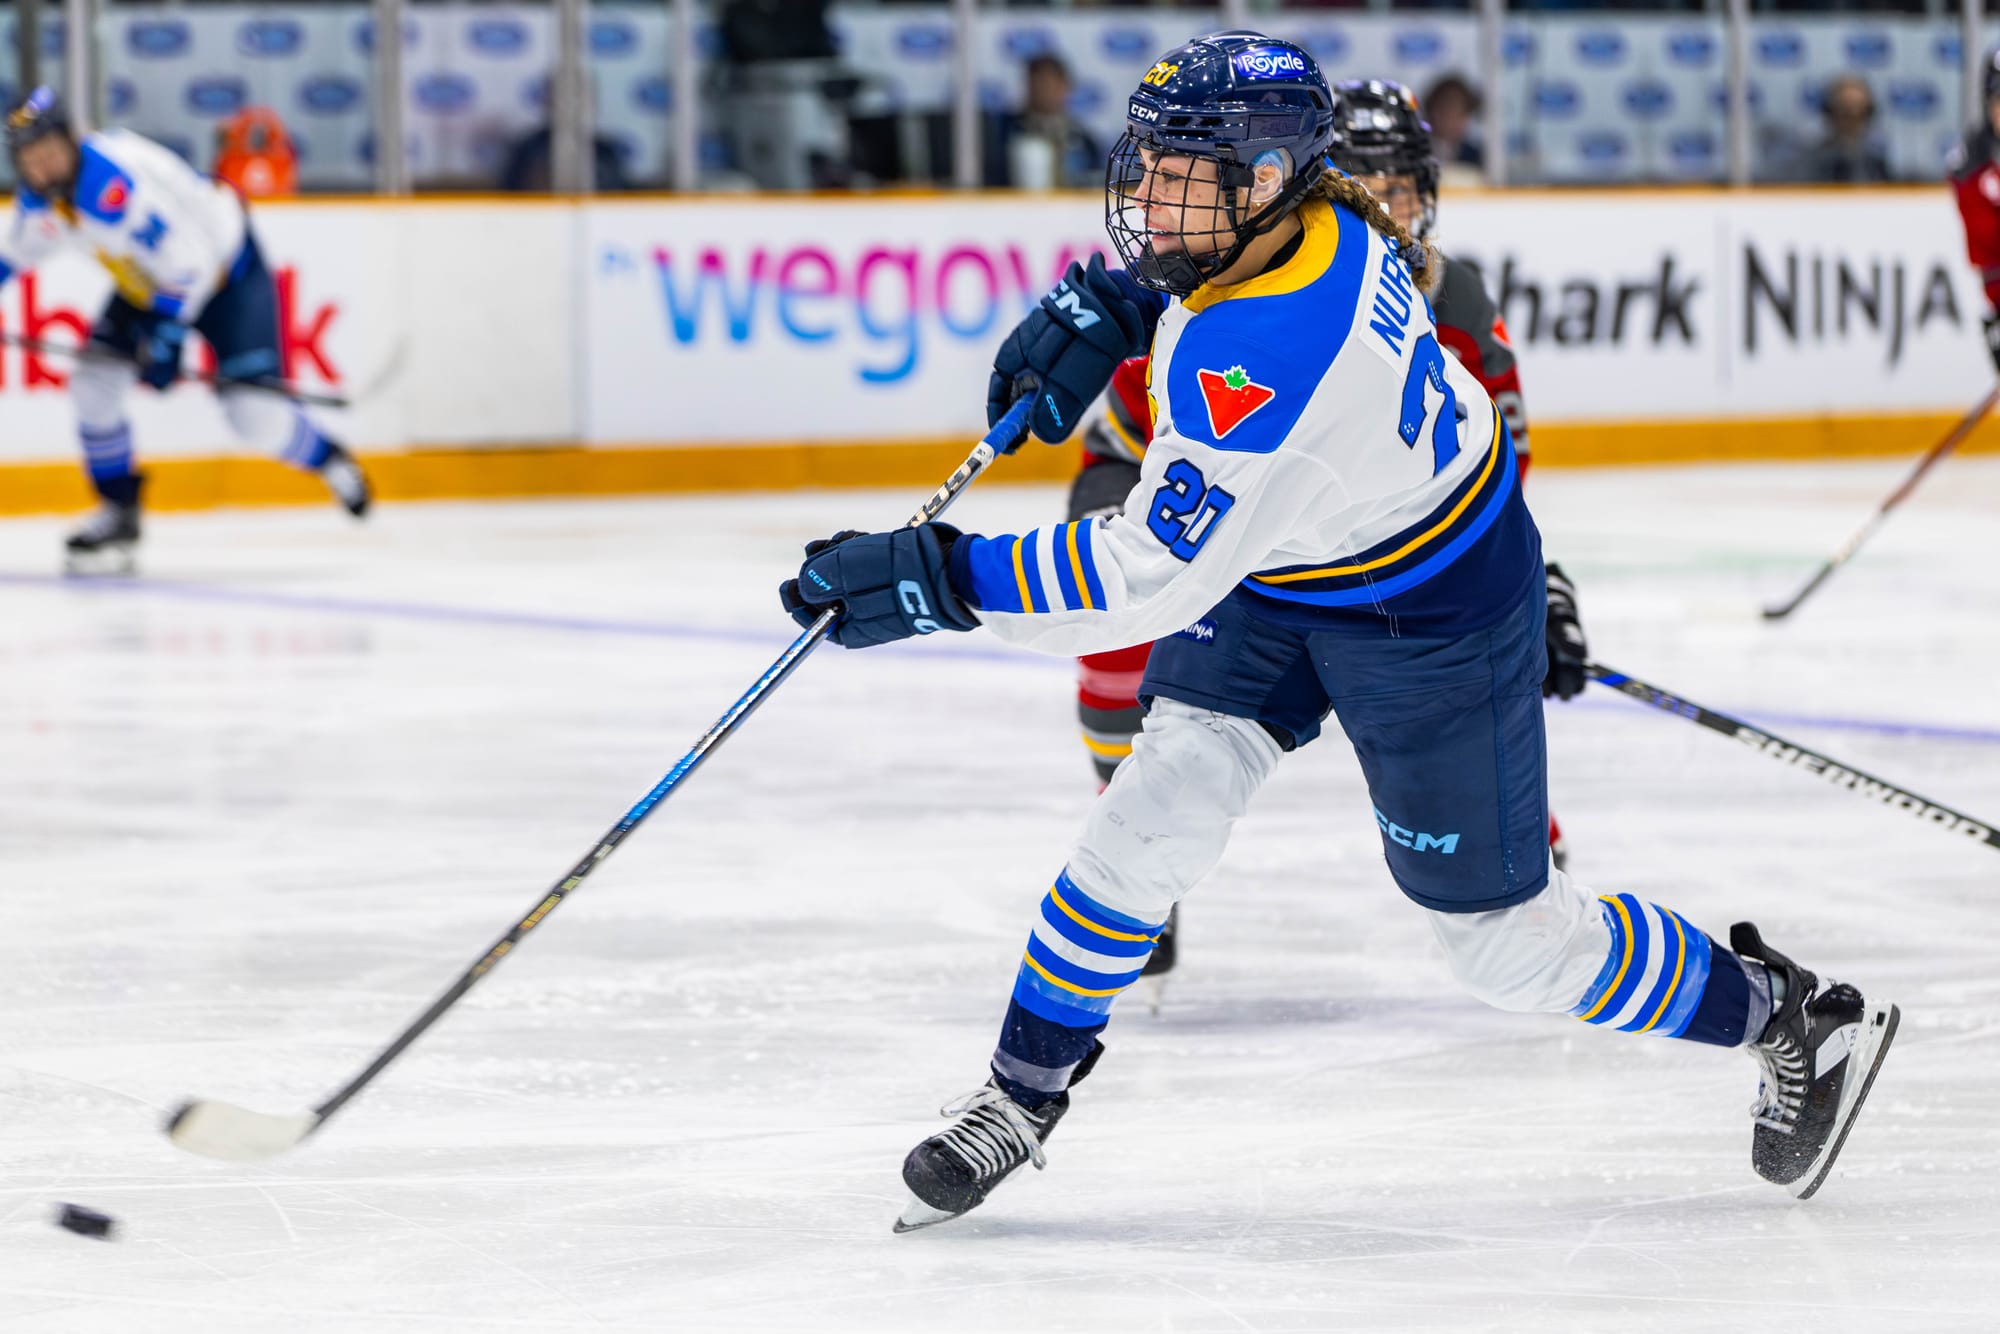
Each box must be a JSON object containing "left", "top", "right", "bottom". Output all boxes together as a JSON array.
[
  {"left": 897, "top": 579, "right": 939, "bottom": 634},
  {"left": 1047, "top": 280, "right": 1102, "bottom": 331}
]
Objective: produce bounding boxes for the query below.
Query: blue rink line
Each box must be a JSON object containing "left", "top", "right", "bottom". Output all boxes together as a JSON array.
[
  {"left": 1564, "top": 694, "right": 2000, "bottom": 748},
  {"left": 8, "top": 569, "right": 2000, "bottom": 749},
  {"left": 0, "top": 570, "right": 1065, "bottom": 670}
]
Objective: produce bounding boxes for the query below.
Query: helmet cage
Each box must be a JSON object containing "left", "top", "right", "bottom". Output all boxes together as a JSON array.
[
  {"left": 1106, "top": 129, "right": 1321, "bottom": 298},
  {"left": 1330, "top": 82, "right": 1440, "bottom": 240},
  {"left": 1335, "top": 140, "right": 1438, "bottom": 240}
]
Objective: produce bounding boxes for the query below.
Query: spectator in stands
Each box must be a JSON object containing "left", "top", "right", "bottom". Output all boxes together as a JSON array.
[
  {"left": 499, "top": 124, "right": 633, "bottom": 193},
  {"left": 1790, "top": 74, "right": 1892, "bottom": 184},
  {"left": 999, "top": 54, "right": 1102, "bottom": 191},
  {"left": 1421, "top": 73, "right": 1483, "bottom": 174},
  {"left": 498, "top": 81, "right": 634, "bottom": 193}
]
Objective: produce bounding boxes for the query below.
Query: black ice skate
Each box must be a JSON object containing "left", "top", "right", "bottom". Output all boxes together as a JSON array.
[
  {"left": 64, "top": 489, "right": 142, "bottom": 576},
  {"left": 1733, "top": 922, "right": 1899, "bottom": 1200},
  {"left": 319, "top": 442, "right": 372, "bottom": 517},
  {"left": 895, "top": 1043, "right": 1102, "bottom": 1233},
  {"left": 895, "top": 1084, "right": 1070, "bottom": 1233}
]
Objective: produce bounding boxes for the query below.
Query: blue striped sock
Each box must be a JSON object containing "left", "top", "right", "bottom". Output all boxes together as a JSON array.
[
  {"left": 991, "top": 870, "right": 1164, "bottom": 1106},
  {"left": 280, "top": 411, "right": 331, "bottom": 471},
  {"left": 1571, "top": 894, "right": 1753, "bottom": 1046},
  {"left": 79, "top": 423, "right": 134, "bottom": 491}
]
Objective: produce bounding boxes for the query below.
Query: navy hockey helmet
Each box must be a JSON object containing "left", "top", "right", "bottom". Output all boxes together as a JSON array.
[
  {"left": 6, "top": 86, "right": 72, "bottom": 160},
  {"left": 1330, "top": 79, "right": 1440, "bottom": 240},
  {"left": 1106, "top": 31, "right": 1337, "bottom": 297}
]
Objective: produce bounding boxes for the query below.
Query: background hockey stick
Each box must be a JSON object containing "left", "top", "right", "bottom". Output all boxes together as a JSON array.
[
  {"left": 1588, "top": 663, "right": 1998, "bottom": 851},
  {"left": 1763, "top": 384, "right": 1999, "bottom": 621},
  {"left": 165, "top": 394, "right": 1038, "bottom": 1162},
  {"left": 0, "top": 328, "right": 393, "bottom": 410}
]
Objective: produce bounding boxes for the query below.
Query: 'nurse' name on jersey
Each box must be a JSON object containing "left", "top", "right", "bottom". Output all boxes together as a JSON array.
[{"left": 1366, "top": 248, "right": 1420, "bottom": 360}]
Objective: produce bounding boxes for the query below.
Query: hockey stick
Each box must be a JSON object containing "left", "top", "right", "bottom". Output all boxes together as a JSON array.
[
  {"left": 1763, "top": 385, "right": 2000, "bottom": 621},
  {"left": 0, "top": 328, "right": 381, "bottom": 410},
  {"left": 165, "top": 395, "right": 1038, "bottom": 1162},
  {"left": 1588, "top": 663, "right": 1998, "bottom": 851}
]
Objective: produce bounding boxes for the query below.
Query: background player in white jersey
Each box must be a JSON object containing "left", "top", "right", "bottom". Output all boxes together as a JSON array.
[
  {"left": 782, "top": 32, "right": 1897, "bottom": 1232},
  {"left": 2, "top": 89, "right": 370, "bottom": 573}
]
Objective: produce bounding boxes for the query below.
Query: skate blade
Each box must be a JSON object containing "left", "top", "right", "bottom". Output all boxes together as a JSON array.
[
  {"left": 1791, "top": 1000, "right": 1900, "bottom": 1200},
  {"left": 891, "top": 1195, "right": 963, "bottom": 1234},
  {"left": 63, "top": 546, "right": 137, "bottom": 577}
]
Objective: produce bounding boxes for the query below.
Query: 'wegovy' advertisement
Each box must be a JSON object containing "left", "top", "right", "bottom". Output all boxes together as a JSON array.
[{"left": 583, "top": 199, "right": 1112, "bottom": 444}]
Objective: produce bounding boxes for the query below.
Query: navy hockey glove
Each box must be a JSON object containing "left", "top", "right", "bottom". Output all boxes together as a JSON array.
[
  {"left": 1542, "top": 561, "right": 1589, "bottom": 701},
  {"left": 778, "top": 524, "right": 979, "bottom": 649},
  {"left": 988, "top": 254, "right": 1149, "bottom": 447},
  {"left": 137, "top": 321, "right": 187, "bottom": 392}
]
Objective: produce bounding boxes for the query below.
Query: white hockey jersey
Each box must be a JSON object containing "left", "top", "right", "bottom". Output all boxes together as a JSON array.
[
  {"left": 950, "top": 196, "right": 1541, "bottom": 655},
  {"left": 0, "top": 128, "right": 248, "bottom": 321}
]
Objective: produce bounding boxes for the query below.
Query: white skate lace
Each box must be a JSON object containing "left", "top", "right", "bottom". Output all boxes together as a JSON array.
[
  {"left": 934, "top": 1085, "right": 1048, "bottom": 1179},
  {"left": 72, "top": 502, "right": 130, "bottom": 543},
  {"left": 1748, "top": 1032, "right": 1808, "bottom": 1133}
]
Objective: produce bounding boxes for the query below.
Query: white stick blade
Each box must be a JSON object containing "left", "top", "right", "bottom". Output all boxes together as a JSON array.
[{"left": 166, "top": 1100, "right": 320, "bottom": 1161}]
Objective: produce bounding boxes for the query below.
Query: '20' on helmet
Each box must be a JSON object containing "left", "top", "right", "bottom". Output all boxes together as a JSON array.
[
  {"left": 1106, "top": 31, "right": 1336, "bottom": 298},
  {"left": 1329, "top": 79, "right": 1440, "bottom": 240}
]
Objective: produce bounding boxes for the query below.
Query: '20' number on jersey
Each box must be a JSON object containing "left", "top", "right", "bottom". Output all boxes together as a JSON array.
[
  {"left": 1399, "top": 332, "right": 1461, "bottom": 476},
  {"left": 1147, "top": 459, "right": 1236, "bottom": 561}
]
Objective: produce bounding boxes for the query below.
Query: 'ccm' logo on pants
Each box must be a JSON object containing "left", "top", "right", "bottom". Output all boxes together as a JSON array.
[{"left": 1375, "top": 806, "right": 1460, "bottom": 854}]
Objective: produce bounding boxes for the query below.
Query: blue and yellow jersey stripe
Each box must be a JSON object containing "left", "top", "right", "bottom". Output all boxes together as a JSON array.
[
  {"left": 1245, "top": 414, "right": 1515, "bottom": 607},
  {"left": 956, "top": 520, "right": 1107, "bottom": 616}
]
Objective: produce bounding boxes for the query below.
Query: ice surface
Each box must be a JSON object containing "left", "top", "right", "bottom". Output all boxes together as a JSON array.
[{"left": 2, "top": 459, "right": 1997, "bottom": 1332}]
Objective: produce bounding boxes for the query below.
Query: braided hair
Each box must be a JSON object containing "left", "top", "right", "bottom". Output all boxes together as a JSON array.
[{"left": 1308, "top": 168, "right": 1442, "bottom": 296}]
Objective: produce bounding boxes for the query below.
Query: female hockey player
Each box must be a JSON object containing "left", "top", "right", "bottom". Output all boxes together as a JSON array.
[
  {"left": 1063, "top": 79, "right": 1582, "bottom": 986},
  {"left": 3, "top": 89, "right": 371, "bottom": 573},
  {"left": 778, "top": 32, "right": 1897, "bottom": 1231}
]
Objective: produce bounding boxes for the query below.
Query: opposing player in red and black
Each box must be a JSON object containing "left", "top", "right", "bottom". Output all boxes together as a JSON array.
[
  {"left": 1948, "top": 46, "right": 2000, "bottom": 373},
  {"left": 1062, "top": 79, "right": 1587, "bottom": 982}
]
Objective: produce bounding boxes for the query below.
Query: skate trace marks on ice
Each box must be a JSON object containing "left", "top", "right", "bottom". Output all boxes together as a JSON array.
[{"left": 0, "top": 461, "right": 1996, "bottom": 1332}]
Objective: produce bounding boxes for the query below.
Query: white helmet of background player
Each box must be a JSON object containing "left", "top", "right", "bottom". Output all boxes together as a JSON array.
[{"left": 1327, "top": 79, "right": 1440, "bottom": 241}]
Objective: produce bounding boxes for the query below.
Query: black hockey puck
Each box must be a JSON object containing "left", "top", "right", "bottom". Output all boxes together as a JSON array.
[{"left": 54, "top": 1203, "right": 116, "bottom": 1240}]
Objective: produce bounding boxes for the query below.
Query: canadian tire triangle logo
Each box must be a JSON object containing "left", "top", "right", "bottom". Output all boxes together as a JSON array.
[{"left": 1196, "top": 365, "right": 1275, "bottom": 439}]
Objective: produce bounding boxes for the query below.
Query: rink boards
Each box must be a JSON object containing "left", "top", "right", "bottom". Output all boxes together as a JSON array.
[{"left": 1, "top": 186, "right": 1997, "bottom": 513}]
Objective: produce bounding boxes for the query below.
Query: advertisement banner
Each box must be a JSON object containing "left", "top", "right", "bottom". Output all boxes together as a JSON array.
[
  {"left": 584, "top": 197, "right": 1112, "bottom": 443},
  {"left": 1447, "top": 190, "right": 1992, "bottom": 420},
  {"left": 0, "top": 190, "right": 1990, "bottom": 487},
  {"left": 0, "top": 206, "right": 391, "bottom": 466},
  {"left": 584, "top": 189, "right": 1994, "bottom": 444}
]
